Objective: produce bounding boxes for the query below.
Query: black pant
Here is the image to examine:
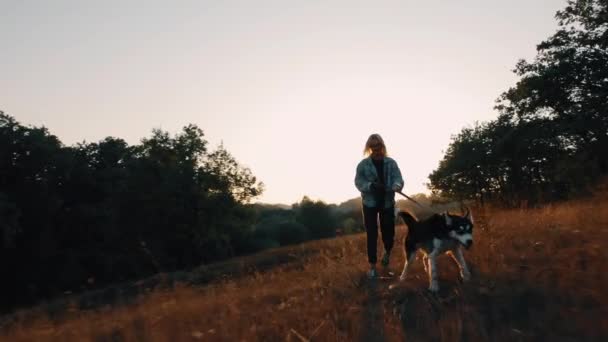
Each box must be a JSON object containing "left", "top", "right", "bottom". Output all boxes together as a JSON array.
[{"left": 363, "top": 205, "right": 395, "bottom": 264}]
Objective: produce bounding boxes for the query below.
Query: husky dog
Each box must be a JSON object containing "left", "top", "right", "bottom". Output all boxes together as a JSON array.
[{"left": 395, "top": 209, "right": 474, "bottom": 292}]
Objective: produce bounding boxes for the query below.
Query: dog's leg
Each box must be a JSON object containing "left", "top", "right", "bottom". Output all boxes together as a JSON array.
[
  {"left": 422, "top": 254, "right": 429, "bottom": 273},
  {"left": 427, "top": 252, "right": 440, "bottom": 292},
  {"left": 399, "top": 247, "right": 416, "bottom": 281},
  {"left": 449, "top": 247, "right": 471, "bottom": 281}
]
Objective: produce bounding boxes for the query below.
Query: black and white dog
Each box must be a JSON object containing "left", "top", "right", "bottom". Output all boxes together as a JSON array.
[{"left": 395, "top": 209, "right": 474, "bottom": 292}]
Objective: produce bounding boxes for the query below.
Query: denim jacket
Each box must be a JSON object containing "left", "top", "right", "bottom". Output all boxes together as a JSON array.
[{"left": 354, "top": 156, "right": 404, "bottom": 208}]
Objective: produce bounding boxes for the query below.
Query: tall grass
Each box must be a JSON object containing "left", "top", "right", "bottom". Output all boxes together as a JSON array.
[
  {"left": 1, "top": 194, "right": 607, "bottom": 341},
  {"left": 392, "top": 195, "right": 608, "bottom": 341}
]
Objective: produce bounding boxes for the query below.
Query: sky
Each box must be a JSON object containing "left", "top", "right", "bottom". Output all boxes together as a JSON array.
[{"left": 1, "top": 0, "right": 567, "bottom": 205}]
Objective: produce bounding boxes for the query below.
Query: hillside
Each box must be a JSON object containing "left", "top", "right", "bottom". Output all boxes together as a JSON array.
[{"left": 1, "top": 194, "right": 607, "bottom": 341}]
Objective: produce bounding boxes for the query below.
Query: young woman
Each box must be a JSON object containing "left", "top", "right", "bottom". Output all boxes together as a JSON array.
[{"left": 354, "top": 134, "right": 404, "bottom": 278}]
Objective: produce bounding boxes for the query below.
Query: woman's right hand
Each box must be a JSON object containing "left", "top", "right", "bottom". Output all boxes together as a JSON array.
[{"left": 370, "top": 182, "right": 385, "bottom": 192}]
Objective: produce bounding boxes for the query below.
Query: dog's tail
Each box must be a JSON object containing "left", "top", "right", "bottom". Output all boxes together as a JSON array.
[{"left": 396, "top": 210, "right": 418, "bottom": 227}]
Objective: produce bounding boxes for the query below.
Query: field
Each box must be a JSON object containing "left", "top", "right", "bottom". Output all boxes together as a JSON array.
[{"left": 1, "top": 194, "right": 607, "bottom": 341}]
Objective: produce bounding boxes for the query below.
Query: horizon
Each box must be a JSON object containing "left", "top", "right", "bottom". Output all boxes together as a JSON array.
[{"left": 1, "top": 0, "right": 567, "bottom": 204}]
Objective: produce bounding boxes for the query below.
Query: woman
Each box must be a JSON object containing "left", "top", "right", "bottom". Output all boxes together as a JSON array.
[{"left": 354, "top": 134, "right": 404, "bottom": 278}]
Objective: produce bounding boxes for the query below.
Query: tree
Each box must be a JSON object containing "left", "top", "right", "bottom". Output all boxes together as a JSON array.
[
  {"left": 204, "top": 144, "right": 264, "bottom": 204},
  {"left": 430, "top": 0, "right": 608, "bottom": 205},
  {"left": 293, "top": 196, "right": 337, "bottom": 239},
  {"left": 0, "top": 112, "right": 265, "bottom": 311},
  {"left": 497, "top": 0, "right": 608, "bottom": 189}
]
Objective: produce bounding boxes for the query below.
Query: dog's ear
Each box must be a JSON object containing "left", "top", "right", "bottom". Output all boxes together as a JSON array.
[
  {"left": 465, "top": 208, "right": 474, "bottom": 223},
  {"left": 444, "top": 212, "right": 452, "bottom": 226}
]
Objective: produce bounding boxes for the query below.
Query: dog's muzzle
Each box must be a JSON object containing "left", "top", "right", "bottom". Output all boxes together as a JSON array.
[{"left": 464, "top": 240, "right": 473, "bottom": 249}]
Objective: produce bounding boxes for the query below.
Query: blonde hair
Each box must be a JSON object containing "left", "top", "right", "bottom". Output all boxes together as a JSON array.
[{"left": 363, "top": 133, "right": 387, "bottom": 157}]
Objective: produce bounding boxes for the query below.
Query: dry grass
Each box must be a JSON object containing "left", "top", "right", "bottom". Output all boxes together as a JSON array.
[
  {"left": 0, "top": 236, "right": 405, "bottom": 342},
  {"left": 1, "top": 195, "right": 607, "bottom": 341},
  {"left": 390, "top": 196, "right": 608, "bottom": 341}
]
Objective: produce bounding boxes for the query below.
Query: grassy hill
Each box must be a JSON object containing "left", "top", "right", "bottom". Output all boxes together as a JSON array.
[{"left": 1, "top": 193, "right": 607, "bottom": 341}]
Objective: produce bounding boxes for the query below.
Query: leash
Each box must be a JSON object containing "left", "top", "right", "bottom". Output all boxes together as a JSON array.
[
  {"left": 395, "top": 191, "right": 472, "bottom": 219},
  {"left": 395, "top": 190, "right": 438, "bottom": 213}
]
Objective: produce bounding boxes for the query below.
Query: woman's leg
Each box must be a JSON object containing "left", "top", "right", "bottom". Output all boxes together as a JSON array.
[
  {"left": 362, "top": 205, "right": 379, "bottom": 264},
  {"left": 379, "top": 205, "right": 395, "bottom": 254}
]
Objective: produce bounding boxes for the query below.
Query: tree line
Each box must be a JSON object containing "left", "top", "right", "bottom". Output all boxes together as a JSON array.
[
  {"left": 429, "top": 0, "right": 608, "bottom": 206},
  {"left": 0, "top": 113, "right": 362, "bottom": 312}
]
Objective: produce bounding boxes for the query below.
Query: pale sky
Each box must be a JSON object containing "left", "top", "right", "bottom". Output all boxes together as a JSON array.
[{"left": 1, "top": 0, "right": 566, "bottom": 205}]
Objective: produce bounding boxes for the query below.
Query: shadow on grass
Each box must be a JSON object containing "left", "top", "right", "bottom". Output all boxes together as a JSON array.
[
  {"left": 360, "top": 276, "right": 386, "bottom": 342},
  {"left": 0, "top": 246, "right": 319, "bottom": 329},
  {"left": 388, "top": 267, "right": 605, "bottom": 341}
]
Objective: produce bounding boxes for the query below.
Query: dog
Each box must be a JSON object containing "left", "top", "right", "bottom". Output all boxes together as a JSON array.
[{"left": 395, "top": 208, "right": 474, "bottom": 292}]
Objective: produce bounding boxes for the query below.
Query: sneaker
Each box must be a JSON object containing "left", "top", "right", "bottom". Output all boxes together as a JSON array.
[
  {"left": 367, "top": 268, "right": 378, "bottom": 279},
  {"left": 381, "top": 251, "right": 391, "bottom": 267}
]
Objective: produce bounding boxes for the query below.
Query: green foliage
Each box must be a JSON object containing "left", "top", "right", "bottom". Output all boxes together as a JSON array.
[
  {"left": 246, "top": 204, "right": 312, "bottom": 247},
  {"left": 248, "top": 238, "right": 281, "bottom": 252},
  {"left": 0, "top": 110, "right": 356, "bottom": 312},
  {"left": 0, "top": 111, "right": 264, "bottom": 310},
  {"left": 335, "top": 197, "right": 364, "bottom": 233},
  {"left": 340, "top": 218, "right": 359, "bottom": 234},
  {"left": 204, "top": 144, "right": 264, "bottom": 203},
  {"left": 430, "top": 0, "right": 608, "bottom": 206},
  {"left": 293, "top": 196, "right": 338, "bottom": 239}
]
